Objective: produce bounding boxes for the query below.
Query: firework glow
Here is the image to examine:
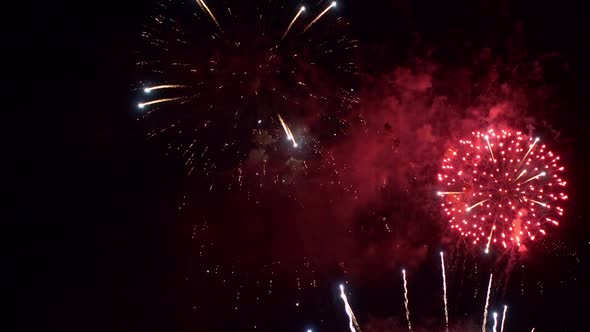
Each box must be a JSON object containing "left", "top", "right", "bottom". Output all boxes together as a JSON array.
[{"left": 437, "top": 129, "right": 567, "bottom": 253}]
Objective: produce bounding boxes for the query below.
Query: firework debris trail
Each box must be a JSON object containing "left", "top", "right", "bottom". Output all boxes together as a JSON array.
[
  {"left": 482, "top": 274, "right": 493, "bottom": 332},
  {"left": 143, "top": 85, "right": 186, "bottom": 93},
  {"left": 195, "top": 0, "right": 223, "bottom": 32},
  {"left": 277, "top": 114, "right": 298, "bottom": 147},
  {"left": 500, "top": 305, "right": 508, "bottom": 332},
  {"left": 280, "top": 6, "right": 306, "bottom": 42},
  {"left": 440, "top": 252, "right": 449, "bottom": 332},
  {"left": 339, "top": 284, "right": 362, "bottom": 332},
  {"left": 303, "top": 2, "right": 337, "bottom": 33},
  {"left": 402, "top": 269, "right": 413, "bottom": 332}
]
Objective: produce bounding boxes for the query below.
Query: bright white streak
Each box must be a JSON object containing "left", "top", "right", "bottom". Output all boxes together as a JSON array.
[
  {"left": 196, "top": 0, "right": 223, "bottom": 32},
  {"left": 437, "top": 191, "right": 463, "bottom": 196},
  {"left": 515, "top": 169, "right": 527, "bottom": 181},
  {"left": 482, "top": 274, "right": 493, "bottom": 332},
  {"left": 339, "top": 284, "right": 361, "bottom": 332},
  {"left": 522, "top": 172, "right": 546, "bottom": 184},
  {"left": 466, "top": 199, "right": 490, "bottom": 212},
  {"left": 303, "top": 2, "right": 337, "bottom": 33},
  {"left": 520, "top": 137, "right": 540, "bottom": 165},
  {"left": 493, "top": 312, "right": 498, "bottom": 332},
  {"left": 531, "top": 328, "right": 535, "bottom": 332},
  {"left": 138, "top": 97, "right": 183, "bottom": 109},
  {"left": 484, "top": 225, "right": 496, "bottom": 254},
  {"left": 281, "top": 6, "right": 305, "bottom": 41},
  {"left": 277, "top": 114, "right": 298, "bottom": 147},
  {"left": 529, "top": 199, "right": 548, "bottom": 207},
  {"left": 440, "top": 252, "right": 449, "bottom": 332},
  {"left": 402, "top": 269, "right": 413, "bottom": 332},
  {"left": 500, "top": 305, "right": 508, "bottom": 332},
  {"left": 485, "top": 135, "right": 496, "bottom": 162},
  {"left": 144, "top": 85, "right": 185, "bottom": 93}
]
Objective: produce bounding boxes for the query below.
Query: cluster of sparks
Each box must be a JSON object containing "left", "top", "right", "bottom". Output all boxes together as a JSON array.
[
  {"left": 136, "top": 0, "right": 356, "bottom": 180},
  {"left": 437, "top": 129, "right": 567, "bottom": 253}
]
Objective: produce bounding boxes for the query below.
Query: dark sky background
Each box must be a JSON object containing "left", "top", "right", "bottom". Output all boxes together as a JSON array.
[{"left": 16, "top": 0, "right": 590, "bottom": 331}]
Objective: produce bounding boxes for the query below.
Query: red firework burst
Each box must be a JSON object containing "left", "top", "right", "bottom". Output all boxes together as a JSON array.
[{"left": 437, "top": 128, "right": 568, "bottom": 253}]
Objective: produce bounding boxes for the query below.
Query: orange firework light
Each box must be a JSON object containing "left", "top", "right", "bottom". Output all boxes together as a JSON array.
[{"left": 437, "top": 128, "right": 568, "bottom": 253}]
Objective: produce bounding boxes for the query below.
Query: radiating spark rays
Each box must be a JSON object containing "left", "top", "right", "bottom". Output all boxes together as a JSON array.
[
  {"left": 440, "top": 252, "right": 449, "bottom": 332},
  {"left": 303, "top": 2, "right": 337, "bottom": 33},
  {"left": 520, "top": 137, "right": 540, "bottom": 165},
  {"left": 402, "top": 269, "right": 413, "bottom": 332},
  {"left": 437, "top": 191, "right": 463, "bottom": 196},
  {"left": 500, "top": 305, "right": 508, "bottom": 332},
  {"left": 138, "top": 97, "right": 184, "bottom": 109},
  {"left": 485, "top": 135, "right": 496, "bottom": 162},
  {"left": 144, "top": 84, "right": 186, "bottom": 93},
  {"left": 277, "top": 114, "right": 298, "bottom": 147},
  {"left": 522, "top": 172, "right": 546, "bottom": 184},
  {"left": 280, "top": 6, "right": 305, "bottom": 42},
  {"left": 339, "top": 284, "right": 361, "bottom": 332},
  {"left": 493, "top": 312, "right": 498, "bottom": 332},
  {"left": 466, "top": 199, "right": 490, "bottom": 212},
  {"left": 195, "top": 0, "right": 223, "bottom": 32},
  {"left": 482, "top": 274, "right": 493, "bottom": 332}
]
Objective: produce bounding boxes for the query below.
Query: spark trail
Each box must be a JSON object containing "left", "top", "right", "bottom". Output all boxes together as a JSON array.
[
  {"left": 339, "top": 284, "right": 362, "bottom": 332},
  {"left": 143, "top": 85, "right": 186, "bottom": 93},
  {"left": 195, "top": 0, "right": 223, "bottom": 32},
  {"left": 138, "top": 97, "right": 184, "bottom": 109},
  {"left": 500, "top": 305, "right": 508, "bottom": 332},
  {"left": 482, "top": 274, "right": 493, "bottom": 332},
  {"left": 280, "top": 6, "right": 305, "bottom": 41},
  {"left": 440, "top": 252, "right": 449, "bottom": 332},
  {"left": 493, "top": 312, "right": 498, "bottom": 332},
  {"left": 303, "top": 2, "right": 337, "bottom": 33},
  {"left": 402, "top": 269, "right": 413, "bottom": 332},
  {"left": 277, "top": 114, "right": 298, "bottom": 147}
]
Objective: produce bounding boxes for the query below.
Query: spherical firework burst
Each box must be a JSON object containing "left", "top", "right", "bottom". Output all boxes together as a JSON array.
[
  {"left": 135, "top": 0, "right": 357, "bottom": 180},
  {"left": 437, "top": 129, "right": 567, "bottom": 253}
]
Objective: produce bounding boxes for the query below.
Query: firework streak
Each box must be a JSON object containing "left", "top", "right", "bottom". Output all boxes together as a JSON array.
[
  {"left": 402, "top": 269, "right": 413, "bottom": 332},
  {"left": 482, "top": 274, "right": 493, "bottom": 332},
  {"left": 440, "top": 252, "right": 449, "bottom": 332},
  {"left": 339, "top": 284, "right": 362, "bottom": 332}
]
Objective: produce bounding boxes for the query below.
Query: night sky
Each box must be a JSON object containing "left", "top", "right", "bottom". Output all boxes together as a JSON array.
[{"left": 17, "top": 0, "right": 590, "bottom": 331}]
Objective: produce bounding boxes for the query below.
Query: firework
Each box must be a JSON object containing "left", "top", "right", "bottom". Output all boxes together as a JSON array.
[
  {"left": 440, "top": 252, "right": 449, "bottom": 332},
  {"left": 500, "top": 305, "right": 508, "bottom": 332},
  {"left": 482, "top": 274, "right": 493, "bottom": 332},
  {"left": 303, "top": 2, "right": 337, "bottom": 33},
  {"left": 339, "top": 284, "right": 362, "bottom": 332},
  {"left": 492, "top": 312, "right": 498, "bottom": 332},
  {"left": 136, "top": 0, "right": 356, "bottom": 177},
  {"left": 437, "top": 129, "right": 567, "bottom": 253},
  {"left": 402, "top": 269, "right": 413, "bottom": 332}
]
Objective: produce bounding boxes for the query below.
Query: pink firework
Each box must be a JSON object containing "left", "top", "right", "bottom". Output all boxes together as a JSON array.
[{"left": 437, "top": 128, "right": 567, "bottom": 253}]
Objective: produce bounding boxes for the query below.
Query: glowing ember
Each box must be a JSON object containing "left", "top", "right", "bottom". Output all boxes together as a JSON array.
[{"left": 437, "top": 128, "right": 567, "bottom": 252}]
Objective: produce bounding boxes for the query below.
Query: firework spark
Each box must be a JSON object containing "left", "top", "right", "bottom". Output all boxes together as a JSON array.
[
  {"left": 438, "top": 129, "right": 567, "bottom": 252},
  {"left": 281, "top": 6, "right": 306, "bottom": 42},
  {"left": 402, "top": 269, "right": 413, "bottom": 332},
  {"left": 143, "top": 84, "right": 186, "bottom": 93},
  {"left": 493, "top": 312, "right": 499, "bottom": 332},
  {"left": 138, "top": 97, "right": 184, "bottom": 109},
  {"left": 339, "top": 284, "right": 362, "bottom": 332},
  {"left": 440, "top": 252, "right": 449, "bottom": 332},
  {"left": 195, "top": 0, "right": 223, "bottom": 32},
  {"left": 482, "top": 274, "right": 493, "bottom": 332},
  {"left": 277, "top": 114, "right": 298, "bottom": 147},
  {"left": 303, "top": 2, "right": 337, "bottom": 33},
  {"left": 500, "top": 305, "right": 508, "bottom": 332}
]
